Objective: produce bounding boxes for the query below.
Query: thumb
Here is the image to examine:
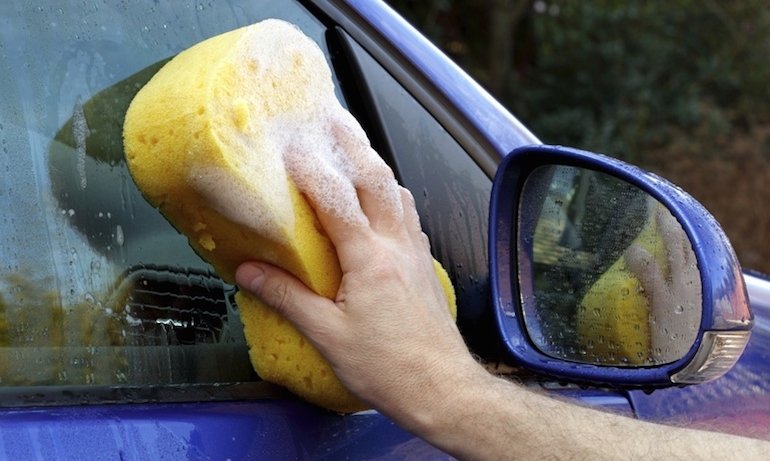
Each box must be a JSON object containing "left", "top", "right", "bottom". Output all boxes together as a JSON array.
[
  {"left": 624, "top": 244, "right": 667, "bottom": 297},
  {"left": 235, "top": 262, "right": 337, "bottom": 330}
]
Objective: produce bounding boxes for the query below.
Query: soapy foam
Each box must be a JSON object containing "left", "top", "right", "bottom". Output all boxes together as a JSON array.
[
  {"left": 270, "top": 71, "right": 402, "bottom": 225},
  {"left": 329, "top": 114, "right": 402, "bottom": 215},
  {"left": 190, "top": 164, "right": 292, "bottom": 242},
  {"left": 251, "top": 21, "right": 403, "bottom": 226},
  {"left": 279, "top": 104, "right": 403, "bottom": 227},
  {"left": 191, "top": 19, "right": 402, "bottom": 231}
]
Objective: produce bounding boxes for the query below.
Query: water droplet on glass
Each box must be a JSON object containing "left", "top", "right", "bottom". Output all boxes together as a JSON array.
[{"left": 115, "top": 224, "right": 124, "bottom": 246}]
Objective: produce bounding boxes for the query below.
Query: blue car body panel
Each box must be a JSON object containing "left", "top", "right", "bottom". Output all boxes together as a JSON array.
[
  {"left": 0, "top": 400, "right": 449, "bottom": 460},
  {"left": 2, "top": 0, "right": 770, "bottom": 459}
]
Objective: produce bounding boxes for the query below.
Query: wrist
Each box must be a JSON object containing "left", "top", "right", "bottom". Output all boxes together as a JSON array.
[{"left": 396, "top": 357, "right": 495, "bottom": 446}]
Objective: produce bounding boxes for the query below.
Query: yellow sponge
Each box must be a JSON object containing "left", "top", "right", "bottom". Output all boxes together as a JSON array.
[{"left": 123, "top": 19, "right": 456, "bottom": 412}]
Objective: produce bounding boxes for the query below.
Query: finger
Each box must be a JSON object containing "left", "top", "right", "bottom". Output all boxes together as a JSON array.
[
  {"left": 400, "top": 187, "right": 423, "bottom": 239},
  {"left": 356, "top": 176, "right": 403, "bottom": 233},
  {"left": 624, "top": 244, "right": 668, "bottom": 299},
  {"left": 284, "top": 144, "right": 372, "bottom": 251},
  {"left": 654, "top": 207, "right": 696, "bottom": 284},
  {"left": 656, "top": 207, "right": 690, "bottom": 263},
  {"left": 625, "top": 245, "right": 672, "bottom": 346},
  {"left": 331, "top": 121, "right": 403, "bottom": 232},
  {"left": 235, "top": 262, "right": 340, "bottom": 334}
]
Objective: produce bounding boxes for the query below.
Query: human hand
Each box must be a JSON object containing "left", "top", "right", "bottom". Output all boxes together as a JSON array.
[
  {"left": 624, "top": 203, "right": 702, "bottom": 362},
  {"left": 235, "top": 122, "right": 481, "bottom": 428}
]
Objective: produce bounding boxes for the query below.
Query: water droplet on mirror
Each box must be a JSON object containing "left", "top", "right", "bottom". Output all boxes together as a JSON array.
[{"left": 674, "top": 304, "right": 684, "bottom": 314}]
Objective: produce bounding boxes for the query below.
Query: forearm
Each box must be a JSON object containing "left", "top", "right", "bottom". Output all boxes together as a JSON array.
[
  {"left": 407, "top": 367, "right": 597, "bottom": 460},
  {"left": 405, "top": 365, "right": 769, "bottom": 461}
]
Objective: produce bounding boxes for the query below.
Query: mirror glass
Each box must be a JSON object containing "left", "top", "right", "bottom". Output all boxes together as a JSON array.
[{"left": 517, "top": 165, "right": 702, "bottom": 366}]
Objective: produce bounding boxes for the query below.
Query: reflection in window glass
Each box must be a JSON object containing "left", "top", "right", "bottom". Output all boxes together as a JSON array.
[{"left": 0, "top": 1, "right": 331, "bottom": 392}]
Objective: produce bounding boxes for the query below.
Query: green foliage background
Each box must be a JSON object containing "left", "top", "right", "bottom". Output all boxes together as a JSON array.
[{"left": 389, "top": 0, "right": 770, "bottom": 273}]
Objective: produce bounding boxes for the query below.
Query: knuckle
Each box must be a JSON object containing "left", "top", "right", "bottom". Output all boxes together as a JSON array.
[
  {"left": 267, "top": 281, "right": 294, "bottom": 315},
  {"left": 401, "top": 187, "right": 416, "bottom": 205},
  {"left": 420, "top": 232, "right": 431, "bottom": 249}
]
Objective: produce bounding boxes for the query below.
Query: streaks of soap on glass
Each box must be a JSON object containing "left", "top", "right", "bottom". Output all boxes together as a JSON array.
[{"left": 72, "top": 97, "right": 90, "bottom": 189}]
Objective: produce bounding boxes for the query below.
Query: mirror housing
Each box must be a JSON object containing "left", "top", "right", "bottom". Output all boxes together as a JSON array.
[{"left": 490, "top": 145, "right": 753, "bottom": 387}]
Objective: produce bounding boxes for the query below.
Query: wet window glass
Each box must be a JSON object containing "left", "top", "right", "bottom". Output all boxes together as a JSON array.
[{"left": 0, "top": 1, "right": 336, "bottom": 395}]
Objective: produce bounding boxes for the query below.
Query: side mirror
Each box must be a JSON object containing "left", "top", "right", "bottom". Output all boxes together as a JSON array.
[{"left": 490, "top": 145, "right": 753, "bottom": 387}]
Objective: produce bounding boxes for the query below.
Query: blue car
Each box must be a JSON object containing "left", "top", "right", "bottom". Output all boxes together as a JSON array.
[{"left": 1, "top": 0, "right": 768, "bottom": 459}]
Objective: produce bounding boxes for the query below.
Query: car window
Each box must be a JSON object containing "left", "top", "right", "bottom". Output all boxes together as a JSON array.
[
  {"left": 0, "top": 0, "right": 341, "bottom": 400},
  {"left": 330, "top": 31, "right": 498, "bottom": 356}
]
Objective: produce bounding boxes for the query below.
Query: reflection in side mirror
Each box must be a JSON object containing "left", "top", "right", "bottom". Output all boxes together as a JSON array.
[
  {"left": 518, "top": 165, "right": 701, "bottom": 367},
  {"left": 490, "top": 145, "right": 753, "bottom": 388}
]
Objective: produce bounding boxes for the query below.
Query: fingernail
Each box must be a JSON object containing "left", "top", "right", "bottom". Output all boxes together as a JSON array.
[{"left": 236, "top": 263, "right": 265, "bottom": 291}]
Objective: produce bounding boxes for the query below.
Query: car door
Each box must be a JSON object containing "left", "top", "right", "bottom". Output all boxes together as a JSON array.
[{"left": 2, "top": 0, "right": 768, "bottom": 458}]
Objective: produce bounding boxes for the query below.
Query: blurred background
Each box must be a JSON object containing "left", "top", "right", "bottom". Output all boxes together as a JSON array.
[{"left": 388, "top": 0, "right": 770, "bottom": 275}]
